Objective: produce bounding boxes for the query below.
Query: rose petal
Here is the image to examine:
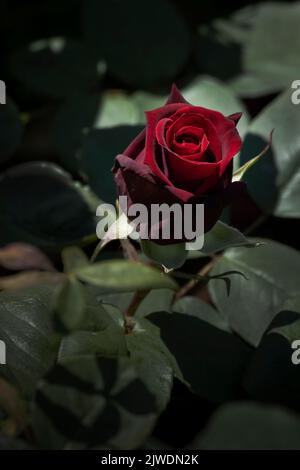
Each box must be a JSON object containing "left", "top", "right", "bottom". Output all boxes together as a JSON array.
[
  {"left": 165, "top": 109, "right": 222, "bottom": 162},
  {"left": 166, "top": 83, "right": 189, "bottom": 105},
  {"left": 114, "top": 155, "right": 246, "bottom": 242},
  {"left": 114, "top": 154, "right": 194, "bottom": 203},
  {"left": 123, "top": 128, "right": 146, "bottom": 158},
  {"left": 155, "top": 117, "right": 173, "bottom": 148},
  {"left": 199, "top": 181, "right": 247, "bottom": 233},
  {"left": 228, "top": 112, "right": 243, "bottom": 126},
  {"left": 172, "top": 126, "right": 209, "bottom": 158},
  {"left": 167, "top": 153, "right": 220, "bottom": 191},
  {"left": 144, "top": 103, "right": 186, "bottom": 184},
  {"left": 156, "top": 119, "right": 209, "bottom": 160},
  {"left": 171, "top": 105, "right": 241, "bottom": 164}
]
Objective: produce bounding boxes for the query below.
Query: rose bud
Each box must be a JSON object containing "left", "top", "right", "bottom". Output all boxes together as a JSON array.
[{"left": 113, "top": 84, "right": 245, "bottom": 244}]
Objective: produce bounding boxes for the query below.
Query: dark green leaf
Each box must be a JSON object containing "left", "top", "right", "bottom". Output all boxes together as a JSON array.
[
  {"left": 230, "top": 3, "right": 300, "bottom": 97},
  {"left": 54, "top": 277, "right": 87, "bottom": 331},
  {"left": 172, "top": 296, "right": 230, "bottom": 332},
  {"left": 61, "top": 246, "right": 89, "bottom": 273},
  {"left": 243, "top": 297, "right": 300, "bottom": 412},
  {"left": 80, "top": 125, "right": 143, "bottom": 203},
  {"left": 58, "top": 306, "right": 127, "bottom": 360},
  {"left": 0, "top": 284, "right": 57, "bottom": 395},
  {"left": 59, "top": 306, "right": 178, "bottom": 410},
  {"left": 135, "top": 289, "right": 173, "bottom": 319},
  {"left": 0, "top": 98, "right": 23, "bottom": 163},
  {"left": 209, "top": 239, "right": 300, "bottom": 346},
  {"left": 149, "top": 311, "right": 253, "bottom": 402},
  {"left": 125, "top": 317, "right": 182, "bottom": 410},
  {"left": 238, "top": 89, "right": 300, "bottom": 217},
  {"left": 141, "top": 240, "right": 188, "bottom": 270},
  {"left": 201, "top": 221, "right": 257, "bottom": 255},
  {"left": 10, "top": 38, "right": 103, "bottom": 98},
  {"left": 0, "top": 162, "right": 95, "bottom": 250},
  {"left": 32, "top": 356, "right": 157, "bottom": 449},
  {"left": 195, "top": 24, "right": 242, "bottom": 82},
  {"left": 196, "top": 402, "right": 300, "bottom": 449},
  {"left": 75, "top": 260, "right": 178, "bottom": 292},
  {"left": 83, "top": 0, "right": 191, "bottom": 86},
  {"left": 51, "top": 94, "right": 101, "bottom": 172}
]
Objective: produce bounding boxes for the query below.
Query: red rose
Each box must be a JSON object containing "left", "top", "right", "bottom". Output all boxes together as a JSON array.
[{"left": 113, "top": 84, "right": 244, "bottom": 243}]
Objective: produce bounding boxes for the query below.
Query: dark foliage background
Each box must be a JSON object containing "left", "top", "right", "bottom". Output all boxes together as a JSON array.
[{"left": 0, "top": 0, "right": 300, "bottom": 450}]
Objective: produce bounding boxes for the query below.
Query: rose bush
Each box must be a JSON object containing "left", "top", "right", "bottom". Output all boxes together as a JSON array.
[{"left": 113, "top": 85, "right": 245, "bottom": 243}]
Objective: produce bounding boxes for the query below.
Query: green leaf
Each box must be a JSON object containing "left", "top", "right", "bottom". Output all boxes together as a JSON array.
[
  {"left": 132, "top": 92, "right": 165, "bottom": 122},
  {"left": 195, "top": 21, "right": 242, "bottom": 83},
  {"left": 10, "top": 38, "right": 103, "bottom": 98},
  {"left": 0, "top": 378, "right": 28, "bottom": 436},
  {"left": 135, "top": 289, "right": 174, "bottom": 319},
  {"left": 232, "top": 134, "right": 272, "bottom": 182},
  {"left": 172, "top": 296, "right": 230, "bottom": 332},
  {"left": 83, "top": 0, "right": 190, "bottom": 87},
  {"left": 54, "top": 277, "right": 87, "bottom": 332},
  {"left": 230, "top": 74, "right": 281, "bottom": 99},
  {"left": 125, "top": 317, "right": 182, "bottom": 410},
  {"left": 239, "top": 89, "right": 300, "bottom": 217},
  {"left": 0, "top": 98, "right": 23, "bottom": 164},
  {"left": 80, "top": 125, "right": 144, "bottom": 203},
  {"left": 58, "top": 328, "right": 127, "bottom": 361},
  {"left": 75, "top": 260, "right": 178, "bottom": 292},
  {"left": 0, "top": 162, "right": 95, "bottom": 250},
  {"left": 56, "top": 284, "right": 117, "bottom": 334},
  {"left": 209, "top": 239, "right": 300, "bottom": 346},
  {"left": 94, "top": 287, "right": 173, "bottom": 320},
  {"left": 196, "top": 402, "right": 300, "bottom": 449},
  {"left": 243, "top": 296, "right": 300, "bottom": 411},
  {"left": 201, "top": 221, "right": 257, "bottom": 255},
  {"left": 61, "top": 246, "right": 89, "bottom": 273},
  {"left": 58, "top": 306, "right": 127, "bottom": 360},
  {"left": 32, "top": 355, "right": 157, "bottom": 449},
  {"left": 97, "top": 292, "right": 134, "bottom": 314},
  {"left": 59, "top": 307, "right": 179, "bottom": 411},
  {"left": 51, "top": 94, "right": 101, "bottom": 172},
  {"left": 95, "top": 93, "right": 141, "bottom": 128},
  {"left": 148, "top": 310, "right": 252, "bottom": 402},
  {"left": 271, "top": 296, "right": 300, "bottom": 343},
  {"left": 0, "top": 284, "right": 57, "bottom": 395},
  {"left": 141, "top": 240, "right": 188, "bottom": 270},
  {"left": 230, "top": 3, "right": 300, "bottom": 97}
]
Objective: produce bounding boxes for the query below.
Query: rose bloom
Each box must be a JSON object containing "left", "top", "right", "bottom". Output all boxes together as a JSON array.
[{"left": 113, "top": 85, "right": 244, "bottom": 244}]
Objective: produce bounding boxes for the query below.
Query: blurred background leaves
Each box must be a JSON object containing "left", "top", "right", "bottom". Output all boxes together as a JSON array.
[{"left": 1, "top": 0, "right": 300, "bottom": 451}]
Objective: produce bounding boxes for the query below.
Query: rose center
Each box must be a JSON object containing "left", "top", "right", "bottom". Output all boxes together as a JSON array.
[
  {"left": 176, "top": 134, "right": 199, "bottom": 145},
  {"left": 171, "top": 126, "right": 209, "bottom": 157}
]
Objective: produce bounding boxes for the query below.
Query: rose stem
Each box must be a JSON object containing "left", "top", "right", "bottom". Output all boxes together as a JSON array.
[
  {"left": 120, "top": 238, "right": 140, "bottom": 262},
  {"left": 119, "top": 238, "right": 150, "bottom": 333},
  {"left": 123, "top": 289, "right": 149, "bottom": 334},
  {"left": 173, "top": 257, "right": 218, "bottom": 301}
]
